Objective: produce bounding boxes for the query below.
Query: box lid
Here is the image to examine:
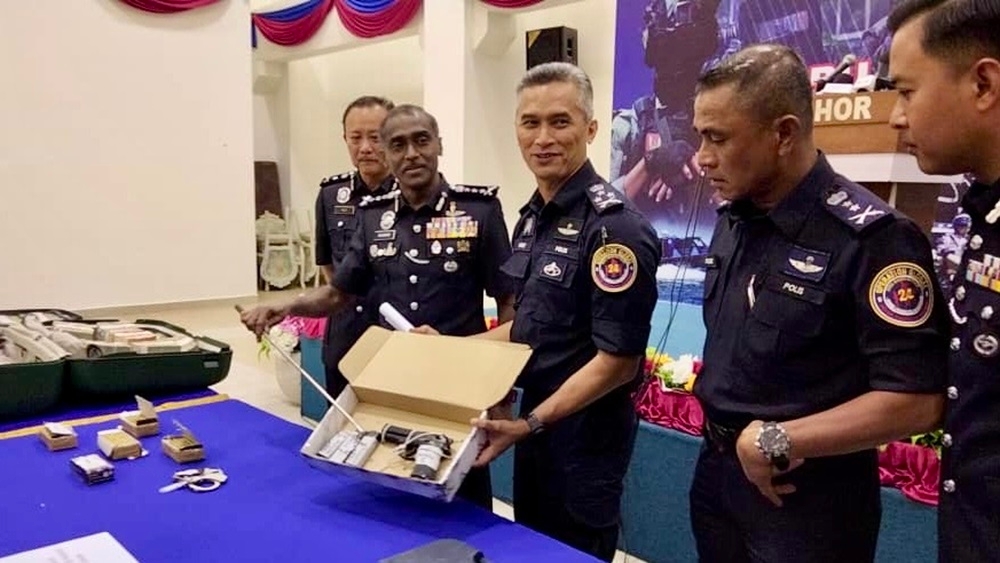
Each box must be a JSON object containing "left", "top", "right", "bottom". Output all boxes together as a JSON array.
[{"left": 339, "top": 327, "right": 532, "bottom": 418}]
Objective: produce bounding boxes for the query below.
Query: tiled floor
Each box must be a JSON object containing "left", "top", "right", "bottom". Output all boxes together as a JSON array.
[{"left": 93, "top": 290, "right": 645, "bottom": 563}]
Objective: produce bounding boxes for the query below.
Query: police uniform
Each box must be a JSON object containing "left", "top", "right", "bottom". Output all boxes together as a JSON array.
[
  {"left": 332, "top": 176, "right": 516, "bottom": 510},
  {"left": 314, "top": 171, "right": 394, "bottom": 397},
  {"left": 501, "top": 161, "right": 660, "bottom": 562},
  {"left": 691, "top": 154, "right": 948, "bottom": 562},
  {"left": 938, "top": 177, "right": 1000, "bottom": 563}
]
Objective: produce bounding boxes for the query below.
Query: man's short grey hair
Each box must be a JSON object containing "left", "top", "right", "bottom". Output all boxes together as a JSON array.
[{"left": 516, "top": 62, "right": 595, "bottom": 120}]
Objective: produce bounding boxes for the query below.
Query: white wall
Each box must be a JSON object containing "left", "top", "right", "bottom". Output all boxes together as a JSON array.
[
  {"left": 467, "top": 0, "right": 618, "bottom": 230},
  {"left": 285, "top": 35, "right": 424, "bottom": 215},
  {"left": 0, "top": 0, "right": 256, "bottom": 310},
  {"left": 253, "top": 0, "right": 611, "bottom": 235},
  {"left": 254, "top": 77, "right": 292, "bottom": 212}
]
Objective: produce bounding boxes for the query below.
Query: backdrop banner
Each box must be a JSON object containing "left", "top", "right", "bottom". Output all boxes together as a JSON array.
[{"left": 611, "top": 0, "right": 969, "bottom": 352}]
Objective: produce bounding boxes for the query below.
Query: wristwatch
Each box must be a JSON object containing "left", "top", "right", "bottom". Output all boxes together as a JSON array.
[
  {"left": 754, "top": 421, "right": 791, "bottom": 471},
  {"left": 521, "top": 412, "right": 545, "bottom": 435}
]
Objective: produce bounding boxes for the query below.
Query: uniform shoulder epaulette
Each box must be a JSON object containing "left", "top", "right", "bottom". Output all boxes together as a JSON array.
[
  {"left": 359, "top": 189, "right": 399, "bottom": 208},
  {"left": 586, "top": 182, "right": 625, "bottom": 214},
  {"left": 319, "top": 171, "right": 352, "bottom": 188},
  {"left": 821, "top": 181, "right": 896, "bottom": 234},
  {"left": 450, "top": 184, "right": 499, "bottom": 198}
]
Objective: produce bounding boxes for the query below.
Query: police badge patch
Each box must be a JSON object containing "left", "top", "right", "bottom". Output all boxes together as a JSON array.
[
  {"left": 591, "top": 244, "right": 637, "bottom": 293},
  {"left": 868, "top": 262, "right": 933, "bottom": 327},
  {"left": 337, "top": 187, "right": 351, "bottom": 204}
]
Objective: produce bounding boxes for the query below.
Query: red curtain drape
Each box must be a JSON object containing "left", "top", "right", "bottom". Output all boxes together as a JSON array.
[
  {"left": 252, "top": 0, "right": 336, "bottom": 46},
  {"left": 118, "top": 0, "right": 221, "bottom": 14},
  {"left": 478, "top": 0, "right": 545, "bottom": 8},
  {"left": 332, "top": 0, "right": 422, "bottom": 39}
]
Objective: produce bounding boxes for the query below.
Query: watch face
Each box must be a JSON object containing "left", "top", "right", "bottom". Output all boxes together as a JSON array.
[{"left": 759, "top": 427, "right": 791, "bottom": 456}]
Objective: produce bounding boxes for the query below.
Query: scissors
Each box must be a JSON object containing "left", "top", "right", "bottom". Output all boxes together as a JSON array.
[{"left": 158, "top": 467, "right": 228, "bottom": 494}]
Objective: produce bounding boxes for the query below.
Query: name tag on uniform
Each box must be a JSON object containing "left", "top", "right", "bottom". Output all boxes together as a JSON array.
[
  {"left": 334, "top": 205, "right": 355, "bottom": 216},
  {"left": 374, "top": 230, "right": 396, "bottom": 241},
  {"left": 766, "top": 276, "right": 826, "bottom": 305}
]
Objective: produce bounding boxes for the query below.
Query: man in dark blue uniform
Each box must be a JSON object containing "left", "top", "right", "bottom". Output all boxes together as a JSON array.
[
  {"left": 689, "top": 44, "right": 948, "bottom": 562},
  {"left": 886, "top": 2, "right": 1000, "bottom": 560},
  {"left": 240, "top": 104, "right": 516, "bottom": 510},
  {"left": 415, "top": 62, "right": 660, "bottom": 562},
  {"left": 314, "top": 95, "right": 395, "bottom": 398}
]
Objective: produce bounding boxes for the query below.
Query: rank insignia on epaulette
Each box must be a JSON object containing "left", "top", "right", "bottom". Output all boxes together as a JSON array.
[
  {"left": 320, "top": 172, "right": 351, "bottom": 187},
  {"left": 586, "top": 183, "right": 624, "bottom": 213},
  {"left": 824, "top": 187, "right": 891, "bottom": 230},
  {"left": 452, "top": 184, "right": 499, "bottom": 197}
]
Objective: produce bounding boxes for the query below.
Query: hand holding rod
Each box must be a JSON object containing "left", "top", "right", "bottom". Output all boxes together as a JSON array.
[{"left": 234, "top": 305, "right": 365, "bottom": 434}]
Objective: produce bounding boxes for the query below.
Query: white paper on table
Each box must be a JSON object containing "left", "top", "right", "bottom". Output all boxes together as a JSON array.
[{"left": 0, "top": 532, "right": 139, "bottom": 563}]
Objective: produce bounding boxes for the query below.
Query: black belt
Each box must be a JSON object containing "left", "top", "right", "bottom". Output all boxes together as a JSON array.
[{"left": 702, "top": 419, "right": 748, "bottom": 452}]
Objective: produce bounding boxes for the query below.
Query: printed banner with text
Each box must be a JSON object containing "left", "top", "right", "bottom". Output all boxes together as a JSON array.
[{"left": 611, "top": 0, "right": 968, "bottom": 310}]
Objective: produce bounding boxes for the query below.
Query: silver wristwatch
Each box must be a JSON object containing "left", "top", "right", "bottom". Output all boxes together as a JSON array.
[{"left": 754, "top": 421, "right": 791, "bottom": 470}]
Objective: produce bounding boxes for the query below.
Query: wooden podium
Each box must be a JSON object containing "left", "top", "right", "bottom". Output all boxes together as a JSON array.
[{"left": 812, "top": 91, "right": 965, "bottom": 234}]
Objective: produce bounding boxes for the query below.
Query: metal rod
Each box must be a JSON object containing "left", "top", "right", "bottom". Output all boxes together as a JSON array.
[{"left": 235, "top": 305, "right": 365, "bottom": 434}]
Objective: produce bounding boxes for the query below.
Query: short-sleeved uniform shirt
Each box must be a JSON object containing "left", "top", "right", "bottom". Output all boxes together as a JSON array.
[
  {"left": 501, "top": 160, "right": 661, "bottom": 528},
  {"left": 314, "top": 172, "right": 394, "bottom": 367},
  {"left": 333, "top": 177, "right": 515, "bottom": 336},
  {"left": 694, "top": 154, "right": 949, "bottom": 428},
  {"left": 504, "top": 160, "right": 662, "bottom": 396}
]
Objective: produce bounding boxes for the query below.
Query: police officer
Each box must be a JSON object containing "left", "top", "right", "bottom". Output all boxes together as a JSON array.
[
  {"left": 689, "top": 45, "right": 948, "bottom": 562},
  {"left": 416, "top": 62, "right": 661, "bottom": 562},
  {"left": 610, "top": 0, "right": 722, "bottom": 229},
  {"left": 886, "top": 2, "right": 1000, "bottom": 560},
  {"left": 314, "top": 95, "right": 395, "bottom": 398},
  {"left": 240, "top": 104, "right": 516, "bottom": 510}
]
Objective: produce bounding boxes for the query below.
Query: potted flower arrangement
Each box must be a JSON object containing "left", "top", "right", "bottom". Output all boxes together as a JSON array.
[
  {"left": 258, "top": 316, "right": 308, "bottom": 405},
  {"left": 646, "top": 347, "right": 702, "bottom": 393}
]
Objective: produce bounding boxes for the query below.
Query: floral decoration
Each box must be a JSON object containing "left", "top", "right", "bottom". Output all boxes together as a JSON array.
[
  {"left": 258, "top": 316, "right": 307, "bottom": 359},
  {"left": 645, "top": 347, "right": 702, "bottom": 393}
]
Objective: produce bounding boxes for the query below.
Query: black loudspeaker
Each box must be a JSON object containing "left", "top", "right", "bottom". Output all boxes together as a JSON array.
[{"left": 526, "top": 26, "right": 578, "bottom": 70}]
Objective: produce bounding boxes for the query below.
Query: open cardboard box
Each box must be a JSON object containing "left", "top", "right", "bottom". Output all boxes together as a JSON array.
[{"left": 300, "top": 326, "right": 532, "bottom": 502}]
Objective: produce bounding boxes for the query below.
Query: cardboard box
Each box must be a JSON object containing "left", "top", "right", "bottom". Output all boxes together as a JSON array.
[
  {"left": 161, "top": 421, "right": 205, "bottom": 464},
  {"left": 300, "top": 327, "right": 532, "bottom": 502},
  {"left": 39, "top": 422, "right": 78, "bottom": 451},
  {"left": 97, "top": 429, "right": 142, "bottom": 460},
  {"left": 119, "top": 395, "right": 160, "bottom": 438}
]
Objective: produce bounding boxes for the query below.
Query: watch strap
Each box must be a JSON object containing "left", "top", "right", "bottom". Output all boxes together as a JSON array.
[{"left": 522, "top": 412, "right": 544, "bottom": 435}]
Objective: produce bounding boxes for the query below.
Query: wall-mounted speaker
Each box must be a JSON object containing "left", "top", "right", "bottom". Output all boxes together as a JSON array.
[{"left": 525, "top": 26, "right": 578, "bottom": 70}]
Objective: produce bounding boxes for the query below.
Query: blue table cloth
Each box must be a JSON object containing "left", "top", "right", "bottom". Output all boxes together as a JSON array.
[{"left": 0, "top": 399, "right": 597, "bottom": 562}]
